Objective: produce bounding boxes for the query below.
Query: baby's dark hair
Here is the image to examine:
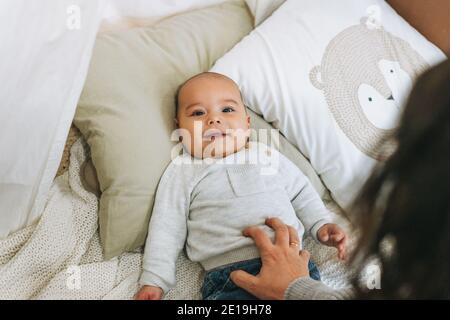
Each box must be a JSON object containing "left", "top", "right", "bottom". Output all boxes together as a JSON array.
[{"left": 174, "top": 72, "right": 247, "bottom": 118}]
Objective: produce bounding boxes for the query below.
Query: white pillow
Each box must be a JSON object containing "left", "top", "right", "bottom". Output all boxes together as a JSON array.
[
  {"left": 212, "top": 0, "right": 447, "bottom": 209},
  {"left": 100, "top": 0, "right": 229, "bottom": 32},
  {"left": 103, "top": 0, "right": 228, "bottom": 19},
  {"left": 101, "top": 0, "right": 287, "bottom": 32},
  {"left": 245, "top": 0, "right": 285, "bottom": 25}
]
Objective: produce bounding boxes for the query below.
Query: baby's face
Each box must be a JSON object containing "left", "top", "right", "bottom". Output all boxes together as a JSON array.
[{"left": 176, "top": 74, "right": 250, "bottom": 159}]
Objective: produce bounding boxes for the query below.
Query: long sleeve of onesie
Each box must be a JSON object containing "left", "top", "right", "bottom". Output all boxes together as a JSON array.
[
  {"left": 277, "top": 151, "right": 333, "bottom": 242},
  {"left": 139, "top": 161, "right": 191, "bottom": 293}
]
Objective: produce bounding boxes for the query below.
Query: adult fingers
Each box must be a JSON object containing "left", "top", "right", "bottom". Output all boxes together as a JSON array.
[
  {"left": 230, "top": 270, "right": 259, "bottom": 295},
  {"left": 243, "top": 226, "right": 273, "bottom": 252},
  {"left": 265, "top": 217, "right": 289, "bottom": 247},
  {"left": 299, "top": 249, "right": 311, "bottom": 261},
  {"left": 287, "top": 225, "right": 301, "bottom": 249}
]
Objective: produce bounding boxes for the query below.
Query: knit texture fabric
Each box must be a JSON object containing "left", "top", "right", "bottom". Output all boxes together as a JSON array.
[{"left": 0, "top": 138, "right": 355, "bottom": 299}]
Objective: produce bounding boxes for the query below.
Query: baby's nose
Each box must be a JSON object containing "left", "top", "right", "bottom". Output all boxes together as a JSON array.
[{"left": 208, "top": 118, "right": 221, "bottom": 125}]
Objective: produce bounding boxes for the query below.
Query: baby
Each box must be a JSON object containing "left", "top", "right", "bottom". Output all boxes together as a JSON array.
[{"left": 135, "top": 72, "right": 348, "bottom": 300}]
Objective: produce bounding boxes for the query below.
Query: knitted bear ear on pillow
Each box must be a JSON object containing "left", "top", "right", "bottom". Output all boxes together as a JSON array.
[{"left": 75, "top": 0, "right": 254, "bottom": 259}]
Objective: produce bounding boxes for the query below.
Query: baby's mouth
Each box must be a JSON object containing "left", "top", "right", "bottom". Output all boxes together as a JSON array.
[{"left": 203, "top": 129, "right": 230, "bottom": 141}]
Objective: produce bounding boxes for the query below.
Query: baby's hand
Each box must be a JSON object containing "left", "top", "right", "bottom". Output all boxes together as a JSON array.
[
  {"left": 135, "top": 285, "right": 163, "bottom": 300},
  {"left": 317, "top": 223, "right": 348, "bottom": 260}
]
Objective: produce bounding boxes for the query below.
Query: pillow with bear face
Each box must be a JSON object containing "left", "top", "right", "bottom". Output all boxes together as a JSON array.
[{"left": 211, "top": 0, "right": 447, "bottom": 209}]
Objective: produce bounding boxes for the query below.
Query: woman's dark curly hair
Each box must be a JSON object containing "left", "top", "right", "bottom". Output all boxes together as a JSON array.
[{"left": 351, "top": 60, "right": 450, "bottom": 299}]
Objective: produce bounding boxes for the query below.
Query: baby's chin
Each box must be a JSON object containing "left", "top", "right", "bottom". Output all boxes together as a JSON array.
[{"left": 188, "top": 139, "right": 247, "bottom": 159}]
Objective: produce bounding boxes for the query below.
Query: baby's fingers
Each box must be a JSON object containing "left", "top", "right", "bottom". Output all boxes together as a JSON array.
[
  {"left": 149, "top": 294, "right": 161, "bottom": 300},
  {"left": 330, "top": 232, "right": 344, "bottom": 243},
  {"left": 317, "top": 227, "right": 330, "bottom": 243},
  {"left": 337, "top": 244, "right": 346, "bottom": 260},
  {"left": 135, "top": 292, "right": 150, "bottom": 300},
  {"left": 337, "top": 236, "right": 348, "bottom": 260}
]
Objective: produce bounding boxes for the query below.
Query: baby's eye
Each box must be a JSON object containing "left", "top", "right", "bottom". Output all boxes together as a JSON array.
[
  {"left": 191, "top": 110, "right": 205, "bottom": 116},
  {"left": 222, "top": 107, "right": 235, "bottom": 113}
]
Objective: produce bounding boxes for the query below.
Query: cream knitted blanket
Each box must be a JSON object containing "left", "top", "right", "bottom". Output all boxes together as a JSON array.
[{"left": 0, "top": 138, "right": 355, "bottom": 300}]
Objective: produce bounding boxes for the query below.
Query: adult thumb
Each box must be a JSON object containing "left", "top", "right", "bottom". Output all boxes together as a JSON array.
[{"left": 230, "top": 270, "right": 258, "bottom": 294}]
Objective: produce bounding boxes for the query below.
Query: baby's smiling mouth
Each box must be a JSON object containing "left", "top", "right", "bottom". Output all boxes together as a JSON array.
[{"left": 203, "top": 129, "right": 231, "bottom": 141}]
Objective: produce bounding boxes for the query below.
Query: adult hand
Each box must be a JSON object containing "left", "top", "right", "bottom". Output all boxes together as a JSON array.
[{"left": 230, "top": 217, "right": 310, "bottom": 300}]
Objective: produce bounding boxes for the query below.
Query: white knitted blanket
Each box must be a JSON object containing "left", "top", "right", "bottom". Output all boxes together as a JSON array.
[{"left": 0, "top": 138, "right": 355, "bottom": 300}]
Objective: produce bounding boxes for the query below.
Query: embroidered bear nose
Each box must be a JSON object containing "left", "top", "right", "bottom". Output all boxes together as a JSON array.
[{"left": 387, "top": 94, "right": 394, "bottom": 101}]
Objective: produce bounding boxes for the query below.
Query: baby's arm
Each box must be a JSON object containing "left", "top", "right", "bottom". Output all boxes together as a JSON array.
[
  {"left": 278, "top": 152, "right": 348, "bottom": 259},
  {"left": 138, "top": 160, "right": 191, "bottom": 298},
  {"left": 278, "top": 151, "right": 333, "bottom": 241}
]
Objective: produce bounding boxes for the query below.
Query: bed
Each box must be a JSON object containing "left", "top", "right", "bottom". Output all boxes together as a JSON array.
[{"left": 0, "top": 0, "right": 447, "bottom": 300}]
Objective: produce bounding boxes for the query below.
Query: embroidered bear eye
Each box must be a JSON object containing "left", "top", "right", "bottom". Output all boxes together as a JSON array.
[
  {"left": 368, "top": 97, "right": 373, "bottom": 102},
  {"left": 390, "top": 69, "right": 394, "bottom": 73}
]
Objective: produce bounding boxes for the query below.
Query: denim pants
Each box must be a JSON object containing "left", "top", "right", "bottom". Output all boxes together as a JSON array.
[{"left": 202, "top": 258, "right": 321, "bottom": 300}]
